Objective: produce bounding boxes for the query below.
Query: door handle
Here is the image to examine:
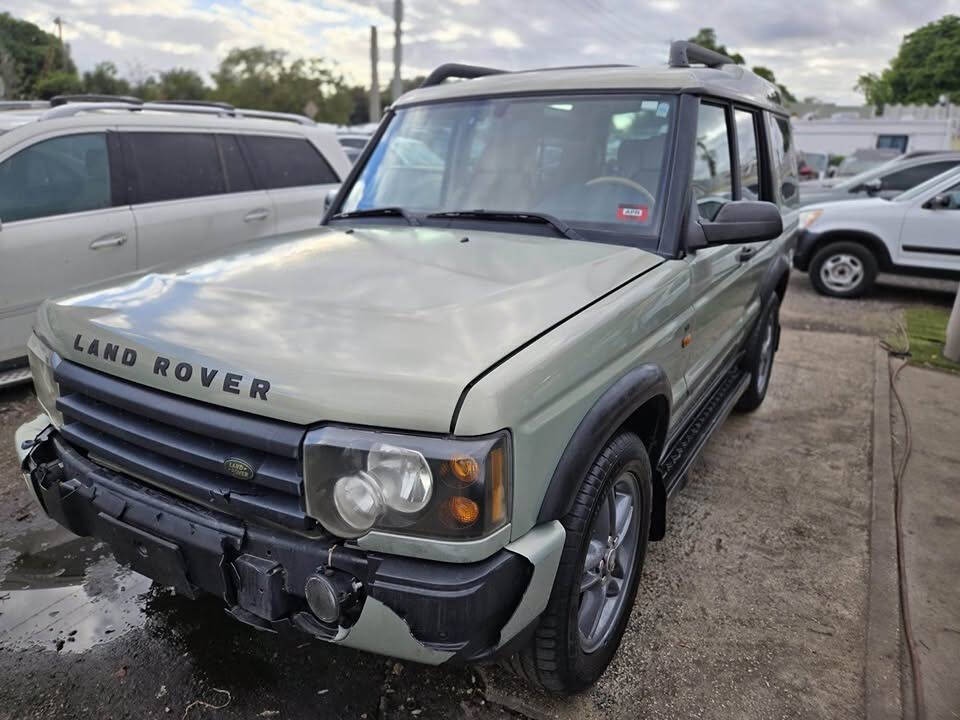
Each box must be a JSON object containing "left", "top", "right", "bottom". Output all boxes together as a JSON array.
[
  {"left": 738, "top": 246, "right": 758, "bottom": 263},
  {"left": 89, "top": 233, "right": 127, "bottom": 250},
  {"left": 244, "top": 208, "right": 270, "bottom": 223}
]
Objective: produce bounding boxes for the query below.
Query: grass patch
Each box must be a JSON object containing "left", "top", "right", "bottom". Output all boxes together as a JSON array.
[{"left": 886, "top": 306, "right": 960, "bottom": 375}]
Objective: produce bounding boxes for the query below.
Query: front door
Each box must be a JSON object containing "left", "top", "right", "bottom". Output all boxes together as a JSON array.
[
  {"left": 0, "top": 131, "right": 136, "bottom": 363},
  {"left": 897, "top": 180, "right": 960, "bottom": 272}
]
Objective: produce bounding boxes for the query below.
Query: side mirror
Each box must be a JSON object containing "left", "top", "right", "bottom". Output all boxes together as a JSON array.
[
  {"left": 699, "top": 200, "right": 783, "bottom": 246},
  {"left": 864, "top": 178, "right": 883, "bottom": 195},
  {"left": 927, "top": 194, "right": 951, "bottom": 209},
  {"left": 323, "top": 187, "right": 339, "bottom": 213}
]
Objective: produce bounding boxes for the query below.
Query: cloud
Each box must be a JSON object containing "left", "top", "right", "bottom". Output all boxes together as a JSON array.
[{"left": 5, "top": 0, "right": 959, "bottom": 103}]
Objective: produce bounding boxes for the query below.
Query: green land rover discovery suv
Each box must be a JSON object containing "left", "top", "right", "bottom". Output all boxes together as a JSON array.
[{"left": 16, "top": 41, "right": 797, "bottom": 694}]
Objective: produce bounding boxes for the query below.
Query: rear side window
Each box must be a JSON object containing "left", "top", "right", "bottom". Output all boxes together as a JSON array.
[
  {"left": 0, "top": 133, "right": 111, "bottom": 222},
  {"left": 768, "top": 115, "right": 799, "bottom": 208},
  {"left": 882, "top": 161, "right": 960, "bottom": 192},
  {"left": 125, "top": 132, "right": 225, "bottom": 203},
  {"left": 243, "top": 135, "right": 339, "bottom": 189},
  {"left": 692, "top": 103, "right": 732, "bottom": 221}
]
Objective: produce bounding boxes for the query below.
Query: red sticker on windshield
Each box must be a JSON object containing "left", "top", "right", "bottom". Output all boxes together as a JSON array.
[{"left": 617, "top": 204, "right": 648, "bottom": 222}]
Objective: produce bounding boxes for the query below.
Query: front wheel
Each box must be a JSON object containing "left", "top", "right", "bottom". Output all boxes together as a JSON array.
[
  {"left": 808, "top": 241, "right": 878, "bottom": 297},
  {"left": 511, "top": 431, "right": 652, "bottom": 695}
]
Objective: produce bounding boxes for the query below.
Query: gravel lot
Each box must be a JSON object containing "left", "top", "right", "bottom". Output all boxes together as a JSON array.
[{"left": 0, "top": 271, "right": 955, "bottom": 719}]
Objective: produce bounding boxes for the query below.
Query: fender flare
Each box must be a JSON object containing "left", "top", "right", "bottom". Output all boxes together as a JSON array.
[
  {"left": 758, "top": 252, "right": 790, "bottom": 306},
  {"left": 536, "top": 363, "right": 671, "bottom": 525}
]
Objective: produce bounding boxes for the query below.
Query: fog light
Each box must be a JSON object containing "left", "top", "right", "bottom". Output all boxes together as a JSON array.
[{"left": 305, "top": 574, "right": 340, "bottom": 624}]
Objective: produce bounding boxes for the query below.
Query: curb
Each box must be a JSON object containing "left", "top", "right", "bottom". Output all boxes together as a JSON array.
[{"left": 865, "top": 343, "right": 903, "bottom": 720}]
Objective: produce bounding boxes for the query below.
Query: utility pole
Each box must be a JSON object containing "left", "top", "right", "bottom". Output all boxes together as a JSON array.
[
  {"left": 369, "top": 26, "right": 381, "bottom": 121},
  {"left": 53, "top": 17, "right": 65, "bottom": 70},
  {"left": 945, "top": 286, "right": 960, "bottom": 363},
  {"left": 392, "top": 0, "right": 403, "bottom": 103}
]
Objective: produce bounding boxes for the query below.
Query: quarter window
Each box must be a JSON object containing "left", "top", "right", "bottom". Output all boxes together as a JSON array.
[
  {"left": 243, "top": 135, "right": 339, "bottom": 189},
  {"left": 0, "top": 133, "right": 112, "bottom": 223},
  {"left": 125, "top": 132, "right": 225, "bottom": 203},
  {"left": 692, "top": 104, "right": 732, "bottom": 220}
]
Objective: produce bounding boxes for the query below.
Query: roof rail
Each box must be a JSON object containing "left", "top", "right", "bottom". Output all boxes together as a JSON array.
[
  {"left": 150, "top": 99, "right": 236, "bottom": 111},
  {"left": 668, "top": 41, "right": 735, "bottom": 68},
  {"left": 41, "top": 100, "right": 315, "bottom": 125},
  {"left": 0, "top": 100, "right": 49, "bottom": 111},
  {"left": 234, "top": 108, "right": 315, "bottom": 126},
  {"left": 49, "top": 94, "right": 142, "bottom": 107},
  {"left": 419, "top": 63, "right": 506, "bottom": 88}
]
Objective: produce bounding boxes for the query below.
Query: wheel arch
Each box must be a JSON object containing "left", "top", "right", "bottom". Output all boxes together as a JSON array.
[
  {"left": 806, "top": 230, "right": 893, "bottom": 271},
  {"left": 536, "top": 363, "right": 671, "bottom": 540}
]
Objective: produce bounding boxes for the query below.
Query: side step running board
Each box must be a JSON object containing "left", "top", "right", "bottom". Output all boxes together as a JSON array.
[{"left": 658, "top": 369, "right": 751, "bottom": 498}]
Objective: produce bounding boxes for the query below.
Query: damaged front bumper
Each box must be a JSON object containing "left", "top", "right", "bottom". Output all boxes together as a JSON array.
[{"left": 16, "top": 421, "right": 564, "bottom": 665}]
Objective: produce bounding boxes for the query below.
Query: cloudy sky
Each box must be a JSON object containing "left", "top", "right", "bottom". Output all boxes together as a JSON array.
[{"left": 7, "top": 0, "right": 960, "bottom": 104}]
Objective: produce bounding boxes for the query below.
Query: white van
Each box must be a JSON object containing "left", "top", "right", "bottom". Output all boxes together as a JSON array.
[{"left": 0, "top": 97, "right": 351, "bottom": 386}]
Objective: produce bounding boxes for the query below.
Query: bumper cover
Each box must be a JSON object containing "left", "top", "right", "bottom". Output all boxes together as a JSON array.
[{"left": 18, "top": 423, "right": 565, "bottom": 664}]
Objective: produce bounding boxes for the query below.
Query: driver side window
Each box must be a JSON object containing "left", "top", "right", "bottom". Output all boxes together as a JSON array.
[
  {"left": 937, "top": 183, "right": 960, "bottom": 210},
  {"left": 692, "top": 104, "right": 732, "bottom": 221},
  {"left": 0, "top": 133, "right": 112, "bottom": 223}
]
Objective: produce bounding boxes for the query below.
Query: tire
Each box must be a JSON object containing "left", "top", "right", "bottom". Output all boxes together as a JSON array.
[
  {"left": 510, "top": 431, "right": 652, "bottom": 695},
  {"left": 808, "top": 241, "right": 878, "bottom": 298},
  {"left": 736, "top": 293, "right": 780, "bottom": 413}
]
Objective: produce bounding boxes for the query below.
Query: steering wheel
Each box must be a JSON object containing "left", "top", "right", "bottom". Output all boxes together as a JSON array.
[{"left": 585, "top": 176, "right": 656, "bottom": 207}]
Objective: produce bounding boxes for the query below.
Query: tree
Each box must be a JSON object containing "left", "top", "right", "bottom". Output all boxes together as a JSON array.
[
  {"left": 82, "top": 61, "right": 131, "bottom": 96},
  {"left": 0, "top": 12, "right": 77, "bottom": 98},
  {"left": 856, "top": 15, "right": 960, "bottom": 107},
  {"left": 210, "top": 46, "right": 353, "bottom": 123},
  {"left": 752, "top": 65, "right": 797, "bottom": 103},
  {"left": 135, "top": 68, "right": 208, "bottom": 101},
  {"left": 33, "top": 70, "right": 81, "bottom": 99},
  {"left": 687, "top": 28, "right": 796, "bottom": 103},
  {"left": 688, "top": 28, "right": 744, "bottom": 64}
]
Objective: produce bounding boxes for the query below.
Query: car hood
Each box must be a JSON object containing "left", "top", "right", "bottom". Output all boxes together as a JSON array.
[{"left": 37, "top": 226, "right": 663, "bottom": 432}]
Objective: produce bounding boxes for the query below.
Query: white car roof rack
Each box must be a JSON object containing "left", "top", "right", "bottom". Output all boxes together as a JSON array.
[{"left": 40, "top": 96, "right": 316, "bottom": 126}]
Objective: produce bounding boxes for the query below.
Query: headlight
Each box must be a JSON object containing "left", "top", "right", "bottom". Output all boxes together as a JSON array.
[
  {"left": 798, "top": 209, "right": 823, "bottom": 229},
  {"left": 303, "top": 426, "right": 511, "bottom": 540},
  {"left": 26, "top": 333, "right": 62, "bottom": 427}
]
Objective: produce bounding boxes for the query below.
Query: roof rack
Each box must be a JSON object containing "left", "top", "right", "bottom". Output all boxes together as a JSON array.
[
  {"left": 41, "top": 100, "right": 315, "bottom": 126},
  {"left": 49, "top": 94, "right": 142, "bottom": 107},
  {"left": 668, "top": 40, "right": 735, "bottom": 68},
  {"left": 419, "top": 63, "right": 506, "bottom": 88}
]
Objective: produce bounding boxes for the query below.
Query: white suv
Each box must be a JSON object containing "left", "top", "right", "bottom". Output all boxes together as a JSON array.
[
  {"left": 794, "top": 165, "right": 960, "bottom": 297},
  {"left": 0, "top": 97, "right": 350, "bottom": 385}
]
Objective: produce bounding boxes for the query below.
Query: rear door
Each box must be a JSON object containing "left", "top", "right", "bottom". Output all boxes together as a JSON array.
[
  {"left": 122, "top": 131, "right": 276, "bottom": 271},
  {"left": 897, "top": 178, "right": 960, "bottom": 272},
  {"left": 0, "top": 130, "right": 136, "bottom": 363},
  {"left": 241, "top": 134, "right": 341, "bottom": 234},
  {"left": 875, "top": 160, "right": 960, "bottom": 199}
]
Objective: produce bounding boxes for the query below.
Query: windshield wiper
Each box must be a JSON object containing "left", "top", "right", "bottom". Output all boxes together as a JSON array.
[
  {"left": 328, "top": 207, "right": 420, "bottom": 226},
  {"left": 425, "top": 210, "right": 584, "bottom": 241}
]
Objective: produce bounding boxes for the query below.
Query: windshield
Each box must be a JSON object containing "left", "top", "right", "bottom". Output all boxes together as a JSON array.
[
  {"left": 340, "top": 94, "right": 676, "bottom": 240},
  {"left": 893, "top": 165, "right": 960, "bottom": 202}
]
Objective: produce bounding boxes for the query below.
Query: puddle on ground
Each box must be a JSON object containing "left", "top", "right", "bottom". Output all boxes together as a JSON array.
[{"left": 0, "top": 523, "right": 154, "bottom": 652}]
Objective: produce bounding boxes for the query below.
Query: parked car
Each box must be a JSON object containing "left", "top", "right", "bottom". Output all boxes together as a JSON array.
[
  {"left": 795, "top": 165, "right": 960, "bottom": 296},
  {"left": 336, "top": 131, "right": 373, "bottom": 163},
  {"left": 0, "top": 96, "right": 351, "bottom": 387},
  {"left": 799, "top": 151, "right": 960, "bottom": 207},
  {"left": 16, "top": 42, "right": 796, "bottom": 694},
  {"left": 823, "top": 147, "right": 902, "bottom": 179},
  {"left": 798, "top": 151, "right": 828, "bottom": 180}
]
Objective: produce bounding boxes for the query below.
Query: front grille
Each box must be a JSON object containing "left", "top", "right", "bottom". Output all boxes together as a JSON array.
[{"left": 54, "top": 359, "right": 311, "bottom": 529}]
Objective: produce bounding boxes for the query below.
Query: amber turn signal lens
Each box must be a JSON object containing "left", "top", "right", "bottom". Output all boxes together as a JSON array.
[
  {"left": 449, "top": 454, "right": 480, "bottom": 485},
  {"left": 444, "top": 496, "right": 480, "bottom": 527}
]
